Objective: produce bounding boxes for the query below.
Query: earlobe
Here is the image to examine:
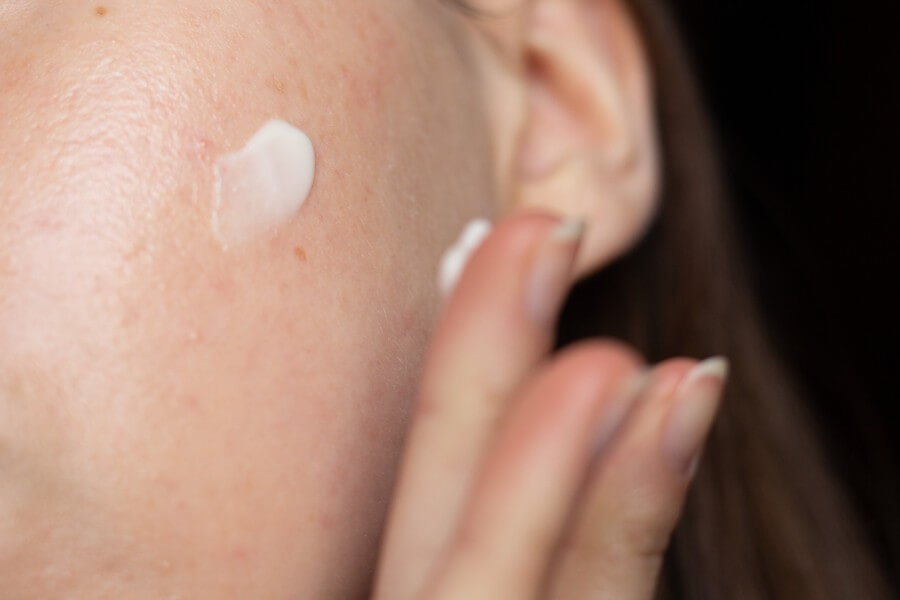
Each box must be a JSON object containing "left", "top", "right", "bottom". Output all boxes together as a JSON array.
[{"left": 510, "top": 0, "right": 660, "bottom": 278}]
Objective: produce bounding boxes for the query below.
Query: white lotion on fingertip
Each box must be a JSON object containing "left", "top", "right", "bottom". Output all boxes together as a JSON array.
[
  {"left": 213, "top": 119, "right": 315, "bottom": 248},
  {"left": 438, "top": 218, "right": 493, "bottom": 296}
]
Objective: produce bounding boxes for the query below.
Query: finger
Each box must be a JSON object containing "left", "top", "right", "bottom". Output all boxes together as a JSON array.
[
  {"left": 426, "top": 342, "right": 649, "bottom": 600},
  {"left": 546, "top": 357, "right": 729, "bottom": 600},
  {"left": 375, "top": 213, "right": 585, "bottom": 600}
]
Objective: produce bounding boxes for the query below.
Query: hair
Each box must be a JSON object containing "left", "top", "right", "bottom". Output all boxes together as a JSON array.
[{"left": 553, "top": 1, "right": 893, "bottom": 598}]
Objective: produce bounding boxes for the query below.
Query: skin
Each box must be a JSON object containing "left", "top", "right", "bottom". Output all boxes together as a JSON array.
[{"left": 0, "top": 0, "right": 725, "bottom": 598}]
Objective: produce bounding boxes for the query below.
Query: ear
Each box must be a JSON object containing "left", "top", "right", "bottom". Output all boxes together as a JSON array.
[{"left": 474, "top": 0, "right": 660, "bottom": 278}]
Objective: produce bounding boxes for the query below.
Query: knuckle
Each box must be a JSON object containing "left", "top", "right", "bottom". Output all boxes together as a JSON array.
[
  {"left": 613, "top": 485, "right": 681, "bottom": 559},
  {"left": 555, "top": 339, "right": 646, "bottom": 375},
  {"left": 539, "top": 340, "right": 646, "bottom": 399}
]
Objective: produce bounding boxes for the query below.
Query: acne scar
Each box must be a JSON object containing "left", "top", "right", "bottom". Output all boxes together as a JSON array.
[
  {"left": 293, "top": 246, "right": 307, "bottom": 262},
  {"left": 94, "top": 6, "right": 107, "bottom": 16},
  {"left": 182, "top": 395, "right": 202, "bottom": 412}
]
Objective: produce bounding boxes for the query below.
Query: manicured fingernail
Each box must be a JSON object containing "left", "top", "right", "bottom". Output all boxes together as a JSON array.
[
  {"left": 594, "top": 368, "right": 653, "bottom": 456},
  {"left": 663, "top": 357, "right": 729, "bottom": 478},
  {"left": 438, "top": 218, "right": 493, "bottom": 296},
  {"left": 525, "top": 218, "right": 585, "bottom": 323}
]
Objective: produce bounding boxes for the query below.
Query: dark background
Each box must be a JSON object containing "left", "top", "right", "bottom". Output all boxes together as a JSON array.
[{"left": 672, "top": 0, "right": 899, "bottom": 585}]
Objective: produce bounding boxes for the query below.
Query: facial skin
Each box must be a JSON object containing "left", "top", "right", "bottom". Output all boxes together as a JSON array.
[{"left": 0, "top": 0, "right": 658, "bottom": 597}]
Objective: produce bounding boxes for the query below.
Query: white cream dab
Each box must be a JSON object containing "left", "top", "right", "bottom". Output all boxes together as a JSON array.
[
  {"left": 213, "top": 119, "right": 315, "bottom": 248},
  {"left": 438, "top": 218, "right": 493, "bottom": 296}
]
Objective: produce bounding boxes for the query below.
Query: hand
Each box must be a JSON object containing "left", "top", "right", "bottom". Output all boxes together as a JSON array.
[{"left": 373, "top": 213, "right": 728, "bottom": 600}]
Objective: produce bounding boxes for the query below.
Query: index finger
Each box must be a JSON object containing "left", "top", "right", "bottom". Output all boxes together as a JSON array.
[{"left": 374, "top": 213, "right": 585, "bottom": 600}]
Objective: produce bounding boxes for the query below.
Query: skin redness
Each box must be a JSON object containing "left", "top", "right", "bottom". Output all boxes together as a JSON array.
[{"left": 213, "top": 119, "right": 316, "bottom": 249}]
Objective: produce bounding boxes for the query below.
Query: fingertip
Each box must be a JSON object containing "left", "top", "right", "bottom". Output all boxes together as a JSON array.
[
  {"left": 438, "top": 217, "right": 493, "bottom": 296},
  {"left": 437, "top": 211, "right": 566, "bottom": 300}
]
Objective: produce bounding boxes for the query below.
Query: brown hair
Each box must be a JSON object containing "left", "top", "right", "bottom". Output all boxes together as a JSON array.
[{"left": 556, "top": 2, "right": 892, "bottom": 597}]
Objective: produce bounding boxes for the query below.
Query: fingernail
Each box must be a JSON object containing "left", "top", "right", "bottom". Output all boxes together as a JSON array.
[
  {"left": 594, "top": 368, "right": 653, "bottom": 456},
  {"left": 438, "top": 218, "right": 493, "bottom": 296},
  {"left": 662, "top": 357, "right": 729, "bottom": 478},
  {"left": 525, "top": 218, "right": 585, "bottom": 323}
]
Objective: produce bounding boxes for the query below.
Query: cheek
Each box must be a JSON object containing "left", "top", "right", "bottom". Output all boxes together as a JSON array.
[
  {"left": 0, "top": 198, "right": 424, "bottom": 591},
  {"left": 0, "top": 0, "right": 490, "bottom": 591}
]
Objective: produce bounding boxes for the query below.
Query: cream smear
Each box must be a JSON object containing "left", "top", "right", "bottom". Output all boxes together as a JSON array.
[
  {"left": 213, "top": 119, "right": 315, "bottom": 248},
  {"left": 438, "top": 218, "right": 493, "bottom": 296}
]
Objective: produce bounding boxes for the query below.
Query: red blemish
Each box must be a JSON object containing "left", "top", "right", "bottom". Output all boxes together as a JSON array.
[
  {"left": 194, "top": 137, "right": 214, "bottom": 161},
  {"left": 211, "top": 275, "right": 237, "bottom": 300},
  {"left": 181, "top": 135, "right": 216, "bottom": 167},
  {"left": 230, "top": 546, "right": 249, "bottom": 562},
  {"left": 183, "top": 395, "right": 202, "bottom": 411},
  {"left": 123, "top": 239, "right": 147, "bottom": 262},
  {"left": 31, "top": 211, "right": 64, "bottom": 234},
  {"left": 160, "top": 477, "right": 179, "bottom": 493},
  {"left": 118, "top": 305, "right": 139, "bottom": 328},
  {"left": 100, "top": 556, "right": 120, "bottom": 574},
  {"left": 319, "top": 514, "right": 335, "bottom": 530}
]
